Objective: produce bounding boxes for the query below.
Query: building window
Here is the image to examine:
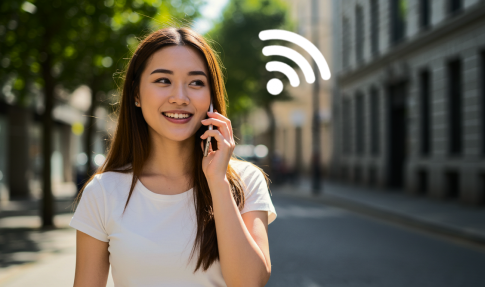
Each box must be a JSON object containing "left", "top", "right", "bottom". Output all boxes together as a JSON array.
[
  {"left": 355, "top": 92, "right": 364, "bottom": 154},
  {"left": 342, "top": 17, "right": 350, "bottom": 68},
  {"left": 355, "top": 5, "right": 364, "bottom": 63},
  {"left": 419, "top": 0, "right": 430, "bottom": 29},
  {"left": 481, "top": 51, "right": 485, "bottom": 154},
  {"left": 343, "top": 97, "right": 351, "bottom": 154},
  {"left": 370, "top": 87, "right": 380, "bottom": 156},
  {"left": 445, "top": 170, "right": 460, "bottom": 198},
  {"left": 354, "top": 165, "right": 362, "bottom": 183},
  {"left": 390, "top": 0, "right": 407, "bottom": 45},
  {"left": 417, "top": 169, "right": 427, "bottom": 194},
  {"left": 369, "top": 166, "right": 377, "bottom": 186},
  {"left": 419, "top": 69, "right": 431, "bottom": 155},
  {"left": 370, "top": 0, "right": 379, "bottom": 56},
  {"left": 448, "top": 59, "right": 462, "bottom": 155},
  {"left": 448, "top": 0, "right": 462, "bottom": 14}
]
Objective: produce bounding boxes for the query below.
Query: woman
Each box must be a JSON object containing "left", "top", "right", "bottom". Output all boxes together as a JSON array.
[{"left": 70, "top": 26, "right": 277, "bottom": 287}]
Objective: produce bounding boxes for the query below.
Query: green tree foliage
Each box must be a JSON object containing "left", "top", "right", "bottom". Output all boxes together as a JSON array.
[
  {"left": 0, "top": 0, "right": 203, "bottom": 227},
  {"left": 0, "top": 0, "right": 203, "bottom": 107}
]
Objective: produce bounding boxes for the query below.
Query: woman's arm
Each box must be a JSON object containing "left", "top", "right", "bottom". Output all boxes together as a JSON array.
[
  {"left": 200, "top": 111, "right": 271, "bottom": 286},
  {"left": 73, "top": 230, "right": 110, "bottom": 287},
  {"left": 209, "top": 179, "right": 271, "bottom": 287}
]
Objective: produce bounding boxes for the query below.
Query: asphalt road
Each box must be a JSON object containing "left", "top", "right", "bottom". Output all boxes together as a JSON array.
[{"left": 266, "top": 194, "right": 485, "bottom": 287}]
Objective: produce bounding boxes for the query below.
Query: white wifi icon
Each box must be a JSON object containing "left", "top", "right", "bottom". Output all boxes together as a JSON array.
[{"left": 259, "top": 29, "right": 331, "bottom": 95}]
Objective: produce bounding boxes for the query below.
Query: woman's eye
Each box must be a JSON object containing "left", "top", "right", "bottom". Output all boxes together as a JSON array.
[
  {"left": 154, "top": 78, "right": 204, "bottom": 86},
  {"left": 190, "top": 80, "right": 205, "bottom": 87},
  {"left": 155, "top": 78, "right": 170, "bottom": 84}
]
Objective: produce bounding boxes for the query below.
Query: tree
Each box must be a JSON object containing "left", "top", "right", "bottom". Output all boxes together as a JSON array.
[
  {"left": 206, "top": 0, "right": 295, "bottom": 175},
  {"left": 0, "top": 0, "right": 203, "bottom": 228}
]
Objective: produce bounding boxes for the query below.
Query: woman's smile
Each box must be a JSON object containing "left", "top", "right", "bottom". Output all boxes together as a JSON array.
[{"left": 161, "top": 109, "right": 194, "bottom": 124}]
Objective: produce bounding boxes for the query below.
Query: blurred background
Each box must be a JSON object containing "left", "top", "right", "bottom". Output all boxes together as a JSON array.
[{"left": 1, "top": 0, "right": 485, "bottom": 286}]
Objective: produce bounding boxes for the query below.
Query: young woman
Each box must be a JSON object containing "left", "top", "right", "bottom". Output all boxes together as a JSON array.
[{"left": 69, "top": 27, "right": 277, "bottom": 287}]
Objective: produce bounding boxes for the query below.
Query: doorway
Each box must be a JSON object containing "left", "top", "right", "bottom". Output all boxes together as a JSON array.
[{"left": 388, "top": 82, "right": 407, "bottom": 188}]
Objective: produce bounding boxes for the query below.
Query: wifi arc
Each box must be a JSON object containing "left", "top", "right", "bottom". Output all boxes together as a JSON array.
[{"left": 259, "top": 29, "right": 331, "bottom": 95}]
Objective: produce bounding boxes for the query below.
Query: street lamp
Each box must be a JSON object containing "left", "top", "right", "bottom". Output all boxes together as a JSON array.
[
  {"left": 311, "top": 0, "right": 322, "bottom": 195},
  {"left": 291, "top": 110, "right": 305, "bottom": 185}
]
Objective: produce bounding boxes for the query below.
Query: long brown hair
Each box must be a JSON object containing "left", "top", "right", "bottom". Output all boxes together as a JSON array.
[{"left": 74, "top": 26, "right": 270, "bottom": 273}]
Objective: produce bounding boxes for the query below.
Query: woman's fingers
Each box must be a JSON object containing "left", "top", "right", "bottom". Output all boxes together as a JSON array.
[
  {"left": 200, "top": 130, "right": 233, "bottom": 150},
  {"left": 206, "top": 110, "right": 233, "bottom": 139},
  {"left": 201, "top": 118, "right": 229, "bottom": 139}
]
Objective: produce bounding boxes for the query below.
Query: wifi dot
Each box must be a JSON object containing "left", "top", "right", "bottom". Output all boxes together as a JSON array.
[{"left": 267, "top": 79, "right": 283, "bottom": 95}]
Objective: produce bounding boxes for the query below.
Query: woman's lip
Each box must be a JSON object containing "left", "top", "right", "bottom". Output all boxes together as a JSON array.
[{"left": 162, "top": 113, "right": 193, "bottom": 124}]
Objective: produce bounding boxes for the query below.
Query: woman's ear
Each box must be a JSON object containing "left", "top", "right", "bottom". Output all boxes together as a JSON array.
[{"left": 134, "top": 96, "right": 140, "bottom": 107}]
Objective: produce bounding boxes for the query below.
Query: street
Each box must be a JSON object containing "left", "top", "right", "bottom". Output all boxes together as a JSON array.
[{"left": 266, "top": 194, "right": 485, "bottom": 287}]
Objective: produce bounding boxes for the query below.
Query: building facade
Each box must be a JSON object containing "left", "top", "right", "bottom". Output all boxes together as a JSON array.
[
  {"left": 331, "top": 0, "right": 485, "bottom": 204},
  {"left": 0, "top": 85, "right": 111, "bottom": 201}
]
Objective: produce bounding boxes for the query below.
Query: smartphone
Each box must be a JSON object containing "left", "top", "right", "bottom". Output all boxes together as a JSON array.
[{"left": 203, "top": 101, "right": 214, "bottom": 157}]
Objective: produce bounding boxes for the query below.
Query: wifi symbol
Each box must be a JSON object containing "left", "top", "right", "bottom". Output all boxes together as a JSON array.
[{"left": 259, "top": 29, "right": 331, "bottom": 95}]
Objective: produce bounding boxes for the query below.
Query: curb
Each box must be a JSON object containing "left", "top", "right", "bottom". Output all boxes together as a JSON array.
[{"left": 274, "top": 191, "right": 485, "bottom": 247}]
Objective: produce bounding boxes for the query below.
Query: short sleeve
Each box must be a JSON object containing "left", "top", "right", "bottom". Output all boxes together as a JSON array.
[
  {"left": 69, "top": 177, "right": 109, "bottom": 242},
  {"left": 239, "top": 163, "right": 277, "bottom": 225}
]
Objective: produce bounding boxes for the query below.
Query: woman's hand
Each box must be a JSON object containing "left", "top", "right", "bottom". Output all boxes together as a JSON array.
[{"left": 200, "top": 110, "right": 235, "bottom": 183}]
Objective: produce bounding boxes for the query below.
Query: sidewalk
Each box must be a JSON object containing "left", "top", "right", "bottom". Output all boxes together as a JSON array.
[
  {"left": 272, "top": 179, "right": 485, "bottom": 246},
  {"left": 0, "top": 187, "right": 115, "bottom": 286}
]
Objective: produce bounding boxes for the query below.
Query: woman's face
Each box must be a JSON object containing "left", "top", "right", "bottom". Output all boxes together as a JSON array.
[{"left": 136, "top": 45, "right": 211, "bottom": 142}]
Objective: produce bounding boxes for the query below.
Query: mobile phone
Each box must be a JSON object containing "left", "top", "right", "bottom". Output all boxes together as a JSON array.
[{"left": 203, "top": 101, "right": 213, "bottom": 157}]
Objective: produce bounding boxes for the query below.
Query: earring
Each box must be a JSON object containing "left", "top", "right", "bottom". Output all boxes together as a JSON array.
[{"left": 135, "top": 101, "right": 139, "bottom": 106}]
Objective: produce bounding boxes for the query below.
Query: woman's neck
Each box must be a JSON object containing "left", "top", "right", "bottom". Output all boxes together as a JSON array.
[{"left": 142, "top": 132, "right": 194, "bottom": 178}]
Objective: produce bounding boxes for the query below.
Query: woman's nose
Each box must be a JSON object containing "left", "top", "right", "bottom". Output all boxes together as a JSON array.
[{"left": 169, "top": 83, "right": 190, "bottom": 105}]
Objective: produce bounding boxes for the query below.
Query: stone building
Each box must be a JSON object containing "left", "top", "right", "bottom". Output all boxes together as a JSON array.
[{"left": 330, "top": 0, "right": 485, "bottom": 204}]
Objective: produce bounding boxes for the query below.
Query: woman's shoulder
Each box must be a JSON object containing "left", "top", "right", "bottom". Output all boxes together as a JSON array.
[
  {"left": 229, "top": 158, "right": 265, "bottom": 179},
  {"left": 95, "top": 170, "right": 131, "bottom": 182},
  {"left": 89, "top": 170, "right": 133, "bottom": 197}
]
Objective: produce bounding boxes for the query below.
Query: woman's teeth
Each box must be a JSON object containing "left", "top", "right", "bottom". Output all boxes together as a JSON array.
[{"left": 163, "top": 113, "right": 191, "bottom": 119}]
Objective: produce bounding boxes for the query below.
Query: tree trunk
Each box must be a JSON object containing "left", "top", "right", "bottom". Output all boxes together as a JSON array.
[
  {"left": 41, "top": 54, "right": 55, "bottom": 228},
  {"left": 7, "top": 105, "right": 31, "bottom": 199},
  {"left": 85, "top": 81, "right": 97, "bottom": 178}
]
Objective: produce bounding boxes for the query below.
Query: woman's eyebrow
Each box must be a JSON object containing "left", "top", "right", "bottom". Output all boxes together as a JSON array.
[{"left": 150, "top": 68, "right": 207, "bottom": 78}]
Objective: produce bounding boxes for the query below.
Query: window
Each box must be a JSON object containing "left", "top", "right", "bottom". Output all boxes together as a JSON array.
[
  {"left": 355, "top": 5, "right": 364, "bottom": 63},
  {"left": 370, "top": 0, "right": 379, "bottom": 56},
  {"left": 481, "top": 51, "right": 485, "bottom": 154},
  {"left": 445, "top": 170, "right": 460, "bottom": 198},
  {"left": 417, "top": 169, "right": 427, "bottom": 194},
  {"left": 448, "top": 0, "right": 462, "bottom": 14},
  {"left": 343, "top": 97, "right": 351, "bottom": 154},
  {"left": 342, "top": 17, "right": 350, "bottom": 68},
  {"left": 355, "top": 92, "right": 365, "bottom": 154},
  {"left": 448, "top": 59, "right": 462, "bottom": 155},
  {"left": 419, "top": 0, "right": 430, "bottom": 29},
  {"left": 390, "top": 0, "right": 407, "bottom": 45},
  {"left": 419, "top": 69, "right": 431, "bottom": 155},
  {"left": 370, "top": 87, "right": 380, "bottom": 155}
]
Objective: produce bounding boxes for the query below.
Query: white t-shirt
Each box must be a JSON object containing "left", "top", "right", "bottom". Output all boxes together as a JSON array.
[{"left": 69, "top": 159, "right": 277, "bottom": 287}]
